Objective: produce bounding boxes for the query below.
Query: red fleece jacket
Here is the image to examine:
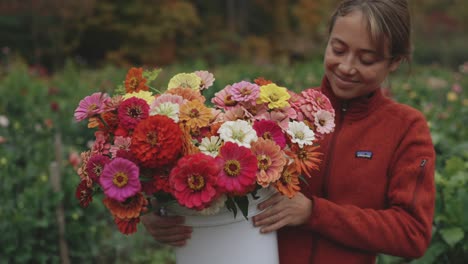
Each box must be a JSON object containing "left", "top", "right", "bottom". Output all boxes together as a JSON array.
[{"left": 278, "top": 78, "right": 436, "bottom": 264}]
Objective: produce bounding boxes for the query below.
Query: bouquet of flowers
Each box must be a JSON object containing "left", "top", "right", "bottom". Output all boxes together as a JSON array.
[{"left": 74, "top": 67, "right": 335, "bottom": 235}]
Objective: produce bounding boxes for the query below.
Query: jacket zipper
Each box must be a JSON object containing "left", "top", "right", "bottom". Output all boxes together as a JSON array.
[
  {"left": 322, "top": 102, "right": 348, "bottom": 198},
  {"left": 309, "top": 102, "right": 348, "bottom": 263},
  {"left": 411, "top": 159, "right": 427, "bottom": 210}
]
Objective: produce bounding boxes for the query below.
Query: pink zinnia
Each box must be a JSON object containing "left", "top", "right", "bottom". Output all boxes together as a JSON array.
[
  {"left": 256, "top": 107, "right": 297, "bottom": 131},
  {"left": 253, "top": 120, "right": 286, "bottom": 149},
  {"left": 110, "top": 136, "right": 132, "bottom": 158},
  {"left": 74, "top": 92, "right": 109, "bottom": 121},
  {"left": 151, "top": 94, "right": 186, "bottom": 107},
  {"left": 100, "top": 158, "right": 141, "bottom": 202},
  {"left": 215, "top": 142, "right": 258, "bottom": 195},
  {"left": 117, "top": 97, "right": 149, "bottom": 130},
  {"left": 194, "top": 70, "right": 215, "bottom": 90},
  {"left": 91, "top": 131, "right": 111, "bottom": 155},
  {"left": 170, "top": 153, "right": 221, "bottom": 210},
  {"left": 86, "top": 154, "right": 111, "bottom": 183},
  {"left": 211, "top": 85, "right": 238, "bottom": 110},
  {"left": 230, "top": 81, "right": 260, "bottom": 105},
  {"left": 251, "top": 138, "right": 287, "bottom": 187},
  {"left": 314, "top": 109, "right": 335, "bottom": 135},
  {"left": 299, "top": 89, "right": 334, "bottom": 121}
]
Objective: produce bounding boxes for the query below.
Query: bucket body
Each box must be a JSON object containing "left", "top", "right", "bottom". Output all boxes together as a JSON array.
[{"left": 167, "top": 188, "right": 279, "bottom": 264}]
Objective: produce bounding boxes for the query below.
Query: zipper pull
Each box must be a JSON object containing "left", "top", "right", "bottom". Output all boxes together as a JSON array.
[
  {"left": 420, "top": 159, "right": 427, "bottom": 167},
  {"left": 341, "top": 102, "right": 348, "bottom": 112}
]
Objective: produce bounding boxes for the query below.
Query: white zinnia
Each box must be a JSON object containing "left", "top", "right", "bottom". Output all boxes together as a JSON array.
[
  {"left": 150, "top": 102, "right": 180, "bottom": 122},
  {"left": 218, "top": 120, "right": 258, "bottom": 148},
  {"left": 286, "top": 121, "right": 315, "bottom": 148},
  {"left": 199, "top": 136, "right": 222, "bottom": 157},
  {"left": 314, "top": 110, "right": 335, "bottom": 134}
]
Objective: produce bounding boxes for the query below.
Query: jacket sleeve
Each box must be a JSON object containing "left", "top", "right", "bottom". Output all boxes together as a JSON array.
[{"left": 305, "top": 113, "right": 436, "bottom": 258}]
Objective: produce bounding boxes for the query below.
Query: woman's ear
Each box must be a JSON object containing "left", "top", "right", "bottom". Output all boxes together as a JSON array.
[{"left": 389, "top": 56, "right": 402, "bottom": 72}]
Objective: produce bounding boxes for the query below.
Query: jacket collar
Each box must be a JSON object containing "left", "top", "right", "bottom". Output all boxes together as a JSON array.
[{"left": 320, "top": 76, "right": 386, "bottom": 121}]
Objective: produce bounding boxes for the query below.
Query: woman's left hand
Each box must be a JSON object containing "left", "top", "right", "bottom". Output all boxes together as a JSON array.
[{"left": 252, "top": 192, "right": 313, "bottom": 233}]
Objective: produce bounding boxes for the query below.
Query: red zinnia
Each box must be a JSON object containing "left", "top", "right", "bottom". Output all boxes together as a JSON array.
[
  {"left": 75, "top": 180, "right": 93, "bottom": 208},
  {"left": 124, "top": 67, "right": 149, "bottom": 93},
  {"left": 118, "top": 97, "right": 149, "bottom": 130},
  {"left": 170, "top": 153, "right": 221, "bottom": 210},
  {"left": 215, "top": 142, "right": 258, "bottom": 195},
  {"left": 114, "top": 217, "right": 140, "bottom": 235},
  {"left": 85, "top": 154, "right": 111, "bottom": 183},
  {"left": 131, "top": 115, "right": 183, "bottom": 168}
]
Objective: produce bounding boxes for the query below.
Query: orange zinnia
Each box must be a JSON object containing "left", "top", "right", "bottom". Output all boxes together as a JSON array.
[
  {"left": 179, "top": 100, "right": 213, "bottom": 130},
  {"left": 286, "top": 144, "right": 322, "bottom": 178},
  {"left": 124, "top": 67, "right": 149, "bottom": 93},
  {"left": 180, "top": 124, "right": 201, "bottom": 156},
  {"left": 275, "top": 163, "right": 301, "bottom": 198},
  {"left": 103, "top": 192, "right": 148, "bottom": 219},
  {"left": 166, "top": 87, "right": 206, "bottom": 103}
]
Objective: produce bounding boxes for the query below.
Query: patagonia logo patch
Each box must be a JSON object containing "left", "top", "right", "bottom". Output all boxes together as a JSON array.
[{"left": 355, "top": 151, "right": 373, "bottom": 159}]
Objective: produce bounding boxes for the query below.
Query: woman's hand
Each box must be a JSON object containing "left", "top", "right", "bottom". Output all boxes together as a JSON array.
[
  {"left": 141, "top": 207, "right": 192, "bottom": 247},
  {"left": 252, "top": 192, "right": 313, "bottom": 234}
]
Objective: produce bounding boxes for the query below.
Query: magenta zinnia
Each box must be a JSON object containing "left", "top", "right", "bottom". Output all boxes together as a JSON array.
[
  {"left": 99, "top": 158, "right": 141, "bottom": 202},
  {"left": 215, "top": 142, "right": 258, "bottom": 195},
  {"left": 253, "top": 120, "right": 286, "bottom": 149},
  {"left": 169, "top": 153, "right": 221, "bottom": 210},
  {"left": 251, "top": 138, "right": 287, "bottom": 187},
  {"left": 117, "top": 97, "right": 149, "bottom": 130}
]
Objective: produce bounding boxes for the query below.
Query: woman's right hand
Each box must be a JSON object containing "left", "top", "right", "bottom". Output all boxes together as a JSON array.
[{"left": 141, "top": 210, "right": 192, "bottom": 247}]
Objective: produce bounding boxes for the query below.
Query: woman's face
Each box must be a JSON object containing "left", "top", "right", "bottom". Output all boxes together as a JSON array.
[{"left": 324, "top": 10, "right": 400, "bottom": 100}]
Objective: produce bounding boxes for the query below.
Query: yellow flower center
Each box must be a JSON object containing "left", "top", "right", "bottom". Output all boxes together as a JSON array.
[
  {"left": 113, "top": 172, "right": 129, "bottom": 188},
  {"left": 240, "top": 87, "right": 252, "bottom": 96},
  {"left": 146, "top": 131, "right": 158, "bottom": 146},
  {"left": 129, "top": 77, "right": 138, "bottom": 90},
  {"left": 258, "top": 155, "right": 271, "bottom": 171},
  {"left": 224, "top": 95, "right": 237, "bottom": 106},
  {"left": 224, "top": 160, "right": 241, "bottom": 177},
  {"left": 262, "top": 132, "right": 272, "bottom": 140},
  {"left": 298, "top": 149, "right": 307, "bottom": 160},
  {"left": 319, "top": 118, "right": 326, "bottom": 126},
  {"left": 269, "top": 93, "right": 279, "bottom": 102},
  {"left": 93, "top": 165, "right": 103, "bottom": 177},
  {"left": 295, "top": 131, "right": 305, "bottom": 140},
  {"left": 281, "top": 171, "right": 292, "bottom": 184},
  {"left": 187, "top": 174, "right": 205, "bottom": 191},
  {"left": 87, "top": 103, "right": 98, "bottom": 112}
]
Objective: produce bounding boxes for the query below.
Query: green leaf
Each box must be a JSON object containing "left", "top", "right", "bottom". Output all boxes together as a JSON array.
[
  {"left": 234, "top": 196, "right": 249, "bottom": 220},
  {"left": 143, "top": 68, "right": 162, "bottom": 83},
  {"left": 440, "top": 227, "right": 464, "bottom": 247},
  {"left": 444, "top": 157, "right": 465, "bottom": 177},
  {"left": 410, "top": 241, "right": 448, "bottom": 264},
  {"left": 225, "top": 197, "right": 237, "bottom": 218}
]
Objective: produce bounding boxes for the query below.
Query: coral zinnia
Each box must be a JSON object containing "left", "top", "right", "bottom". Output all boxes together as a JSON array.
[
  {"left": 253, "top": 120, "right": 286, "bottom": 149},
  {"left": 131, "top": 115, "right": 183, "bottom": 168},
  {"left": 114, "top": 217, "right": 140, "bottom": 235},
  {"left": 103, "top": 192, "right": 148, "bottom": 219},
  {"left": 118, "top": 97, "right": 149, "bottom": 130},
  {"left": 125, "top": 67, "right": 149, "bottom": 93},
  {"left": 166, "top": 87, "right": 206, "bottom": 103},
  {"left": 286, "top": 144, "right": 322, "bottom": 178},
  {"left": 99, "top": 158, "right": 141, "bottom": 202},
  {"left": 179, "top": 100, "right": 213, "bottom": 130},
  {"left": 169, "top": 153, "right": 221, "bottom": 210},
  {"left": 275, "top": 163, "right": 301, "bottom": 198},
  {"left": 251, "top": 138, "right": 287, "bottom": 187},
  {"left": 215, "top": 142, "right": 258, "bottom": 195}
]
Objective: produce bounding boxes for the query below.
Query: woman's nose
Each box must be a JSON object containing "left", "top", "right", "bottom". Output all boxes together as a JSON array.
[{"left": 338, "top": 56, "right": 357, "bottom": 75}]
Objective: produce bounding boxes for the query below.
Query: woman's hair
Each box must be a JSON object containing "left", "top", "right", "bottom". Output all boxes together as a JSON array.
[{"left": 328, "top": 0, "right": 412, "bottom": 63}]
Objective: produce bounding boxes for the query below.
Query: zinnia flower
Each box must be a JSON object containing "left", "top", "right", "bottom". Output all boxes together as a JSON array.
[
  {"left": 258, "top": 83, "right": 290, "bottom": 109},
  {"left": 179, "top": 100, "right": 213, "bottom": 129},
  {"left": 85, "top": 154, "right": 111, "bottom": 183},
  {"left": 114, "top": 217, "right": 140, "bottom": 235},
  {"left": 150, "top": 102, "right": 180, "bottom": 122},
  {"left": 170, "top": 153, "right": 221, "bottom": 210},
  {"left": 166, "top": 87, "right": 206, "bottom": 103},
  {"left": 168, "top": 73, "right": 202, "bottom": 90},
  {"left": 314, "top": 109, "right": 335, "bottom": 135},
  {"left": 117, "top": 97, "right": 149, "bottom": 130},
  {"left": 215, "top": 142, "right": 258, "bottom": 195},
  {"left": 99, "top": 158, "right": 141, "bottom": 202},
  {"left": 254, "top": 77, "right": 273, "bottom": 86},
  {"left": 287, "top": 144, "right": 322, "bottom": 178},
  {"left": 199, "top": 136, "right": 222, "bottom": 157},
  {"left": 109, "top": 136, "right": 132, "bottom": 158},
  {"left": 251, "top": 138, "right": 287, "bottom": 187},
  {"left": 131, "top": 115, "right": 183, "bottom": 168},
  {"left": 103, "top": 192, "right": 148, "bottom": 219},
  {"left": 75, "top": 180, "right": 93, "bottom": 208},
  {"left": 211, "top": 85, "right": 238, "bottom": 110},
  {"left": 230, "top": 81, "right": 260, "bottom": 104},
  {"left": 218, "top": 120, "right": 258, "bottom": 148},
  {"left": 275, "top": 163, "right": 301, "bottom": 198},
  {"left": 122, "top": 90, "right": 155, "bottom": 105},
  {"left": 286, "top": 121, "right": 315, "bottom": 148},
  {"left": 74, "top": 92, "right": 109, "bottom": 121},
  {"left": 298, "top": 89, "right": 334, "bottom": 121},
  {"left": 194, "top": 70, "right": 215, "bottom": 90},
  {"left": 124, "top": 67, "right": 149, "bottom": 93},
  {"left": 253, "top": 120, "right": 286, "bottom": 149}
]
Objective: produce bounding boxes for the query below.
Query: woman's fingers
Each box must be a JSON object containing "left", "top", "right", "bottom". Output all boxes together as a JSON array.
[{"left": 141, "top": 212, "right": 192, "bottom": 247}]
